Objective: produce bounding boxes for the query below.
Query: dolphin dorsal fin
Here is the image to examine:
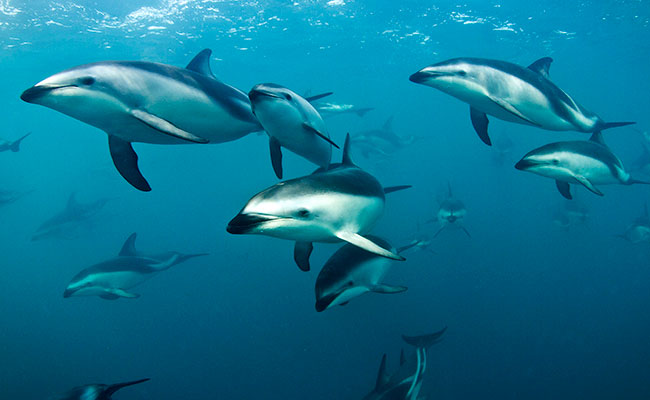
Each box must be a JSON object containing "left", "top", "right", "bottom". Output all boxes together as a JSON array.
[
  {"left": 382, "top": 116, "right": 394, "bottom": 132},
  {"left": 528, "top": 57, "right": 553, "bottom": 78},
  {"left": 186, "top": 49, "right": 216, "bottom": 79},
  {"left": 589, "top": 131, "right": 606, "bottom": 146},
  {"left": 341, "top": 133, "right": 355, "bottom": 166},
  {"left": 119, "top": 233, "right": 138, "bottom": 256},
  {"left": 375, "top": 354, "right": 389, "bottom": 389},
  {"left": 65, "top": 192, "right": 79, "bottom": 212}
]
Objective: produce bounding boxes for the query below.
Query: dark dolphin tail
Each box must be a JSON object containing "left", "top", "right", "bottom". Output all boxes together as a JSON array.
[
  {"left": 402, "top": 327, "right": 447, "bottom": 349},
  {"left": 626, "top": 178, "right": 650, "bottom": 186},
  {"left": 601, "top": 121, "right": 636, "bottom": 131},
  {"left": 176, "top": 253, "right": 210, "bottom": 264},
  {"left": 105, "top": 378, "right": 150, "bottom": 397},
  {"left": 10, "top": 132, "right": 30, "bottom": 152}
]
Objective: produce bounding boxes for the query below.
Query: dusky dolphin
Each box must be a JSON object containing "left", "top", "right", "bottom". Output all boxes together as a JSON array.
[
  {"left": 409, "top": 57, "right": 634, "bottom": 145},
  {"left": 21, "top": 49, "right": 261, "bottom": 191},
  {"left": 32, "top": 193, "right": 109, "bottom": 241},
  {"left": 615, "top": 204, "right": 650, "bottom": 244},
  {"left": 54, "top": 378, "right": 149, "bottom": 400},
  {"left": 227, "top": 134, "right": 410, "bottom": 271},
  {"left": 515, "top": 132, "right": 647, "bottom": 199},
  {"left": 0, "top": 132, "right": 30, "bottom": 153},
  {"left": 352, "top": 117, "right": 422, "bottom": 159},
  {"left": 431, "top": 183, "right": 470, "bottom": 238}
]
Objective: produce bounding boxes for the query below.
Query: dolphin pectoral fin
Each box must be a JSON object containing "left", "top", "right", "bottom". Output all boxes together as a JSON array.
[
  {"left": 185, "top": 49, "right": 216, "bottom": 79},
  {"left": 105, "top": 288, "right": 140, "bottom": 299},
  {"left": 294, "top": 241, "right": 313, "bottom": 272},
  {"left": 335, "top": 231, "right": 405, "bottom": 261},
  {"left": 555, "top": 180, "right": 572, "bottom": 199},
  {"left": 371, "top": 284, "right": 407, "bottom": 294},
  {"left": 384, "top": 185, "right": 412, "bottom": 194},
  {"left": 302, "top": 123, "right": 340, "bottom": 149},
  {"left": 469, "top": 106, "right": 491, "bottom": 146},
  {"left": 339, "top": 301, "right": 349, "bottom": 306},
  {"left": 304, "top": 92, "right": 333, "bottom": 102},
  {"left": 108, "top": 136, "right": 152, "bottom": 192},
  {"left": 573, "top": 175, "right": 604, "bottom": 196},
  {"left": 131, "top": 109, "right": 209, "bottom": 144},
  {"left": 100, "top": 293, "right": 120, "bottom": 300},
  {"left": 269, "top": 137, "right": 283, "bottom": 179},
  {"left": 487, "top": 96, "right": 540, "bottom": 127},
  {"left": 461, "top": 226, "right": 472, "bottom": 238},
  {"left": 432, "top": 225, "right": 446, "bottom": 238},
  {"left": 527, "top": 57, "right": 553, "bottom": 78}
]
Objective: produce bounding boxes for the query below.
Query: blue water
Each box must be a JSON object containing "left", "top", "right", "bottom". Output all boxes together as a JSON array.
[{"left": 1, "top": 0, "right": 650, "bottom": 399}]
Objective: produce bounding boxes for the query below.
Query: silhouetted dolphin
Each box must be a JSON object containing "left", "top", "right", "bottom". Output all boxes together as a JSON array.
[
  {"left": 21, "top": 49, "right": 261, "bottom": 191},
  {"left": 616, "top": 204, "right": 650, "bottom": 244},
  {"left": 249, "top": 83, "right": 338, "bottom": 179},
  {"left": 410, "top": 57, "right": 634, "bottom": 145},
  {"left": 362, "top": 327, "right": 447, "bottom": 400},
  {"left": 63, "top": 233, "right": 207, "bottom": 299},
  {"left": 515, "top": 132, "right": 647, "bottom": 199},
  {"left": 0, "top": 132, "right": 30, "bottom": 153},
  {"left": 315, "top": 235, "right": 418, "bottom": 312},
  {"left": 431, "top": 183, "right": 470, "bottom": 238},
  {"left": 227, "top": 134, "right": 410, "bottom": 271},
  {"left": 352, "top": 117, "right": 421, "bottom": 159},
  {"left": 54, "top": 378, "right": 149, "bottom": 400},
  {"left": 32, "top": 193, "right": 109, "bottom": 241}
]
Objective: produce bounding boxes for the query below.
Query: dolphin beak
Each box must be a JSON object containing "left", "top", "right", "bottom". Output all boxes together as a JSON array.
[
  {"left": 515, "top": 158, "right": 539, "bottom": 170},
  {"left": 226, "top": 213, "right": 278, "bottom": 234},
  {"left": 409, "top": 70, "right": 448, "bottom": 83},
  {"left": 248, "top": 89, "right": 281, "bottom": 103},
  {"left": 20, "top": 84, "right": 72, "bottom": 103}
]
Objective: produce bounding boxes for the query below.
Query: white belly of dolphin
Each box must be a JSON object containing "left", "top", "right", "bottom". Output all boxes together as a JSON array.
[{"left": 93, "top": 270, "right": 152, "bottom": 289}]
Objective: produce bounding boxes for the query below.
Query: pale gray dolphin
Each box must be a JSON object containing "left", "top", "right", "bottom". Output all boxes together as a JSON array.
[
  {"left": 227, "top": 134, "right": 410, "bottom": 271},
  {"left": 431, "top": 183, "right": 470, "bottom": 238},
  {"left": 315, "top": 102, "right": 374, "bottom": 118},
  {"left": 54, "top": 378, "right": 149, "bottom": 400},
  {"left": 21, "top": 49, "right": 261, "bottom": 191},
  {"left": 315, "top": 235, "right": 418, "bottom": 312},
  {"left": 63, "top": 233, "right": 207, "bottom": 299},
  {"left": 32, "top": 193, "right": 109, "bottom": 241},
  {"left": 249, "top": 83, "right": 338, "bottom": 179},
  {"left": 352, "top": 117, "right": 422, "bottom": 159},
  {"left": 0, "top": 132, "right": 30, "bottom": 153},
  {"left": 362, "top": 328, "right": 447, "bottom": 400},
  {"left": 409, "top": 57, "right": 634, "bottom": 145},
  {"left": 515, "top": 132, "right": 647, "bottom": 199},
  {"left": 615, "top": 204, "right": 650, "bottom": 244},
  {"left": 552, "top": 200, "right": 589, "bottom": 230}
]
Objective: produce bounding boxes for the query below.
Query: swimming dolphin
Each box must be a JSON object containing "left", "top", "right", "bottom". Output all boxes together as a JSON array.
[
  {"left": 552, "top": 200, "right": 589, "bottom": 229},
  {"left": 352, "top": 117, "right": 421, "bottom": 159},
  {"left": 615, "top": 204, "right": 650, "bottom": 244},
  {"left": 315, "top": 102, "right": 374, "bottom": 118},
  {"left": 20, "top": 49, "right": 261, "bottom": 191},
  {"left": 0, "top": 189, "right": 26, "bottom": 207},
  {"left": 249, "top": 83, "right": 338, "bottom": 179},
  {"left": 409, "top": 57, "right": 635, "bottom": 145},
  {"left": 32, "top": 193, "right": 109, "bottom": 241},
  {"left": 362, "top": 328, "right": 447, "bottom": 400},
  {"left": 227, "top": 134, "right": 410, "bottom": 271},
  {"left": 0, "top": 133, "right": 30, "bottom": 153},
  {"left": 515, "top": 132, "right": 647, "bottom": 199},
  {"left": 63, "top": 233, "right": 207, "bottom": 299},
  {"left": 54, "top": 378, "right": 149, "bottom": 400},
  {"left": 314, "top": 235, "right": 418, "bottom": 312},
  {"left": 431, "top": 183, "right": 470, "bottom": 238}
]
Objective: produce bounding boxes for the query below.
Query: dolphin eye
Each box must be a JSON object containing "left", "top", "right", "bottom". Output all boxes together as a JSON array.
[
  {"left": 285, "top": 94, "right": 292, "bottom": 101},
  {"left": 552, "top": 159, "right": 560, "bottom": 165},
  {"left": 80, "top": 77, "right": 95, "bottom": 86},
  {"left": 457, "top": 70, "right": 467, "bottom": 76},
  {"left": 296, "top": 209, "right": 310, "bottom": 218}
]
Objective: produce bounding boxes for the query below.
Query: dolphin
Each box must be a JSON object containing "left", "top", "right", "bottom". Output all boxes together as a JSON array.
[
  {"left": 32, "top": 193, "right": 109, "bottom": 241},
  {"left": 21, "top": 49, "right": 261, "bottom": 191},
  {"left": 0, "top": 133, "right": 30, "bottom": 153},
  {"left": 249, "top": 83, "right": 339, "bottom": 179},
  {"left": 615, "top": 204, "right": 650, "bottom": 244},
  {"left": 362, "top": 328, "right": 447, "bottom": 400},
  {"left": 314, "top": 235, "right": 419, "bottom": 312},
  {"left": 409, "top": 57, "right": 635, "bottom": 145},
  {"left": 315, "top": 102, "right": 374, "bottom": 118},
  {"left": 0, "top": 189, "right": 25, "bottom": 207},
  {"left": 352, "top": 117, "right": 421, "bottom": 159},
  {"left": 515, "top": 132, "right": 647, "bottom": 199},
  {"left": 552, "top": 200, "right": 589, "bottom": 230},
  {"left": 63, "top": 233, "right": 207, "bottom": 299},
  {"left": 54, "top": 378, "right": 149, "bottom": 400},
  {"left": 431, "top": 183, "right": 470, "bottom": 238},
  {"left": 227, "top": 134, "right": 410, "bottom": 271}
]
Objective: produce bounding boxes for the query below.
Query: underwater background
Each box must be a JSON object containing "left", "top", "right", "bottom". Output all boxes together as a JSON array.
[{"left": 1, "top": 0, "right": 650, "bottom": 398}]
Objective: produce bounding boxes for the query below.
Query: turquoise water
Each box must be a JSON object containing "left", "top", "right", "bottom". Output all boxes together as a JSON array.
[{"left": 1, "top": 0, "right": 650, "bottom": 399}]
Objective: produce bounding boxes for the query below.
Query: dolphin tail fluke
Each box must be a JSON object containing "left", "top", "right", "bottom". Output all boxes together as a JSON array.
[
  {"left": 108, "top": 136, "right": 152, "bottom": 192},
  {"left": 355, "top": 107, "right": 374, "bottom": 117},
  {"left": 105, "top": 378, "right": 150, "bottom": 397},
  {"left": 402, "top": 327, "right": 447, "bottom": 349},
  {"left": 601, "top": 121, "right": 636, "bottom": 131},
  {"left": 626, "top": 178, "right": 650, "bottom": 186},
  {"left": 177, "top": 253, "right": 210, "bottom": 264},
  {"left": 10, "top": 132, "right": 30, "bottom": 152}
]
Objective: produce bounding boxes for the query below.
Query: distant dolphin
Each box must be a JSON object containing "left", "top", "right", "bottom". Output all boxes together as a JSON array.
[
  {"left": 0, "top": 133, "right": 30, "bottom": 153},
  {"left": 314, "top": 235, "right": 418, "bottom": 312},
  {"left": 32, "top": 193, "right": 109, "bottom": 241},
  {"left": 315, "top": 102, "right": 374, "bottom": 118},
  {"left": 21, "top": 49, "right": 261, "bottom": 191},
  {"left": 352, "top": 117, "right": 422, "bottom": 159},
  {"left": 615, "top": 204, "right": 650, "bottom": 244},
  {"left": 54, "top": 378, "right": 149, "bottom": 400},
  {"left": 362, "top": 328, "right": 447, "bottom": 400},
  {"left": 552, "top": 200, "right": 589, "bottom": 230},
  {"left": 431, "top": 183, "right": 470, "bottom": 238},
  {"left": 0, "top": 189, "right": 26, "bottom": 207},
  {"left": 515, "top": 132, "right": 647, "bottom": 199},
  {"left": 227, "top": 134, "right": 410, "bottom": 271},
  {"left": 409, "top": 57, "right": 634, "bottom": 145},
  {"left": 249, "top": 83, "right": 338, "bottom": 179},
  {"left": 63, "top": 233, "right": 207, "bottom": 299}
]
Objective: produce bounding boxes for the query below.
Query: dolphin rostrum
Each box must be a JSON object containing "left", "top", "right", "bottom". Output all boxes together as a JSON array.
[
  {"left": 227, "top": 134, "right": 410, "bottom": 271},
  {"left": 21, "top": 49, "right": 261, "bottom": 191},
  {"left": 410, "top": 57, "right": 634, "bottom": 145}
]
